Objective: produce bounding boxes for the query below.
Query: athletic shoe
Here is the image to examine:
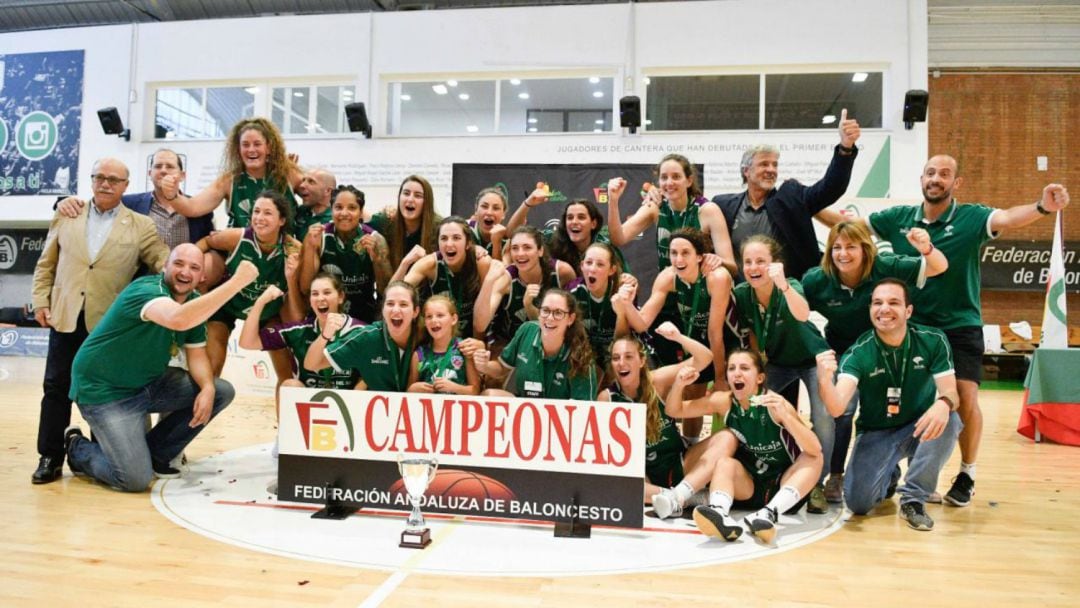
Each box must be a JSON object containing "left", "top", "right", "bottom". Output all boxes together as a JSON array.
[
  {"left": 899, "top": 502, "right": 934, "bottom": 531},
  {"left": 806, "top": 484, "right": 828, "bottom": 514},
  {"left": 64, "top": 425, "right": 86, "bottom": 476},
  {"left": 927, "top": 491, "right": 943, "bottom": 504},
  {"left": 651, "top": 488, "right": 682, "bottom": 519},
  {"left": 824, "top": 474, "right": 844, "bottom": 504},
  {"left": 744, "top": 507, "right": 778, "bottom": 543},
  {"left": 693, "top": 505, "right": 743, "bottom": 541},
  {"left": 152, "top": 461, "right": 182, "bottom": 479},
  {"left": 944, "top": 472, "right": 974, "bottom": 507}
]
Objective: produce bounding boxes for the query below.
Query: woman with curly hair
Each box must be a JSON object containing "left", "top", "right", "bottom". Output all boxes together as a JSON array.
[
  {"left": 171, "top": 117, "right": 301, "bottom": 229},
  {"left": 469, "top": 288, "right": 597, "bottom": 400},
  {"left": 506, "top": 186, "right": 626, "bottom": 275}
]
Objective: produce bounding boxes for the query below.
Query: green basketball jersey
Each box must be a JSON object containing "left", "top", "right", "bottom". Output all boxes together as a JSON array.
[
  {"left": 261, "top": 316, "right": 362, "bottom": 389},
  {"left": 656, "top": 197, "right": 706, "bottom": 269},
  {"left": 609, "top": 385, "right": 686, "bottom": 486},
  {"left": 319, "top": 223, "right": 378, "bottom": 323},
  {"left": 415, "top": 339, "right": 470, "bottom": 392},
  {"left": 725, "top": 395, "right": 799, "bottom": 479},
  {"left": 221, "top": 227, "right": 288, "bottom": 321},
  {"left": 568, "top": 278, "right": 617, "bottom": 370},
  {"left": 228, "top": 172, "right": 297, "bottom": 229}
]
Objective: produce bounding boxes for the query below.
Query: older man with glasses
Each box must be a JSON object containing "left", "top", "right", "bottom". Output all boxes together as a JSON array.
[{"left": 30, "top": 157, "right": 168, "bottom": 484}]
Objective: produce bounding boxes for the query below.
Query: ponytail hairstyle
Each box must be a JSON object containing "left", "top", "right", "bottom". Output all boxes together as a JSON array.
[
  {"left": 654, "top": 153, "right": 703, "bottom": 200},
  {"left": 610, "top": 335, "right": 662, "bottom": 443},
  {"left": 583, "top": 241, "right": 623, "bottom": 293},
  {"left": 543, "top": 288, "right": 594, "bottom": 379},
  {"left": 438, "top": 216, "right": 482, "bottom": 304},
  {"left": 510, "top": 225, "right": 556, "bottom": 289}
]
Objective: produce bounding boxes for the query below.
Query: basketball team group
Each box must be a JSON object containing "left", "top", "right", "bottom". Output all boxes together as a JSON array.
[{"left": 30, "top": 113, "right": 1070, "bottom": 543}]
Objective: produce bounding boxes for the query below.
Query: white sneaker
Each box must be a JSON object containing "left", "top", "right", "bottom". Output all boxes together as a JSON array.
[{"left": 652, "top": 488, "right": 682, "bottom": 519}]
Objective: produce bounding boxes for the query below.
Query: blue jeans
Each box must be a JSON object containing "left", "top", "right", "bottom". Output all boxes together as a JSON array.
[
  {"left": 70, "top": 368, "right": 235, "bottom": 492},
  {"left": 844, "top": 412, "right": 963, "bottom": 514},
  {"left": 766, "top": 363, "right": 831, "bottom": 483}
]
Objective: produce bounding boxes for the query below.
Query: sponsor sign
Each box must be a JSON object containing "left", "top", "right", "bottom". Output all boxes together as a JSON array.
[
  {"left": 980, "top": 240, "right": 1080, "bottom": 293},
  {"left": 279, "top": 387, "right": 647, "bottom": 528},
  {"left": 0, "top": 327, "right": 49, "bottom": 357},
  {"left": 0, "top": 228, "right": 48, "bottom": 273}
]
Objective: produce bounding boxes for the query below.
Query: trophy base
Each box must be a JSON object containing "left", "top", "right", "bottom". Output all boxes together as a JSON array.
[
  {"left": 399, "top": 528, "right": 432, "bottom": 549},
  {"left": 311, "top": 504, "right": 357, "bottom": 520},
  {"left": 553, "top": 520, "right": 592, "bottom": 539}
]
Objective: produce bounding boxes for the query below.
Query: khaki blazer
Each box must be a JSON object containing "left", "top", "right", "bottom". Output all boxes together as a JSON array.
[{"left": 31, "top": 203, "right": 168, "bottom": 333}]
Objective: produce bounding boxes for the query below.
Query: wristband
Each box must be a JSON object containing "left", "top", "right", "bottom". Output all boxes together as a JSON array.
[
  {"left": 321, "top": 332, "right": 333, "bottom": 341},
  {"left": 838, "top": 143, "right": 855, "bottom": 154},
  {"left": 922, "top": 243, "right": 935, "bottom": 256},
  {"left": 939, "top": 395, "right": 956, "bottom": 411},
  {"left": 780, "top": 284, "right": 790, "bottom": 294},
  {"left": 1035, "top": 200, "right": 1050, "bottom": 216}
]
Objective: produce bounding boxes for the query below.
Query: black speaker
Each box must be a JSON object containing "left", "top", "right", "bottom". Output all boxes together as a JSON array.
[
  {"left": 902, "top": 90, "right": 929, "bottom": 130},
  {"left": 97, "top": 107, "right": 130, "bottom": 141},
  {"left": 619, "top": 95, "right": 641, "bottom": 133},
  {"left": 344, "top": 102, "right": 372, "bottom": 139}
]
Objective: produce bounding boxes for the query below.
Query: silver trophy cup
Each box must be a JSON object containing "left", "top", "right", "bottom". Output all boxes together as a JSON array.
[{"left": 397, "top": 455, "right": 438, "bottom": 548}]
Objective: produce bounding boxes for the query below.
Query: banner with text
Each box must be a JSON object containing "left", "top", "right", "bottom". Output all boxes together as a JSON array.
[
  {"left": 0, "top": 50, "right": 84, "bottom": 196},
  {"left": 980, "top": 240, "right": 1080, "bottom": 293},
  {"left": 278, "top": 387, "right": 647, "bottom": 528}
]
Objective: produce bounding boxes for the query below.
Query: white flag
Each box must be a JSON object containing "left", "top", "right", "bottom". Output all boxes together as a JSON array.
[{"left": 1039, "top": 211, "right": 1068, "bottom": 349}]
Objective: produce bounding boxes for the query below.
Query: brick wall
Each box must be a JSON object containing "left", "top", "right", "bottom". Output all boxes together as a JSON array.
[{"left": 928, "top": 70, "right": 1079, "bottom": 326}]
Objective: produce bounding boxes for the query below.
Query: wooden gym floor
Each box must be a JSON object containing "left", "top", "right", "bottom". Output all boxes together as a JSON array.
[{"left": 1, "top": 355, "right": 1077, "bottom": 607}]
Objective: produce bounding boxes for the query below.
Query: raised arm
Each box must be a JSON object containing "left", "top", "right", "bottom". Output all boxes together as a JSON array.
[
  {"left": 298, "top": 224, "right": 324, "bottom": 298},
  {"left": 144, "top": 260, "right": 259, "bottom": 331},
  {"left": 170, "top": 174, "right": 231, "bottom": 219},
  {"left": 770, "top": 264, "right": 810, "bottom": 321},
  {"left": 815, "top": 350, "right": 857, "bottom": 417},
  {"left": 664, "top": 366, "right": 729, "bottom": 419},
  {"left": 474, "top": 265, "right": 510, "bottom": 334},
  {"left": 760, "top": 391, "right": 821, "bottom": 456},
  {"left": 303, "top": 312, "right": 346, "bottom": 372},
  {"left": 239, "top": 285, "right": 283, "bottom": 350},
  {"left": 505, "top": 186, "right": 551, "bottom": 232},
  {"left": 361, "top": 231, "right": 394, "bottom": 291},
  {"left": 905, "top": 227, "right": 948, "bottom": 278},
  {"left": 698, "top": 202, "right": 738, "bottom": 276},
  {"left": 606, "top": 177, "right": 658, "bottom": 247},
  {"left": 990, "top": 184, "right": 1070, "bottom": 233},
  {"left": 403, "top": 252, "right": 437, "bottom": 288},
  {"left": 622, "top": 269, "right": 672, "bottom": 332},
  {"left": 393, "top": 245, "right": 429, "bottom": 283}
]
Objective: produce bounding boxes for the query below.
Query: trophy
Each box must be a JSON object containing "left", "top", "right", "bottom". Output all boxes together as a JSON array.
[{"left": 397, "top": 455, "right": 439, "bottom": 549}]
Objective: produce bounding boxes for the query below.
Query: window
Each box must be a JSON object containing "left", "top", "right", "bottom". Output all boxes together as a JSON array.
[
  {"left": 152, "top": 82, "right": 355, "bottom": 140},
  {"left": 645, "top": 75, "right": 759, "bottom": 131},
  {"left": 765, "top": 72, "right": 883, "bottom": 129},
  {"left": 154, "top": 86, "right": 254, "bottom": 139},
  {"left": 645, "top": 71, "right": 883, "bottom": 131},
  {"left": 385, "top": 75, "right": 615, "bottom": 136}
]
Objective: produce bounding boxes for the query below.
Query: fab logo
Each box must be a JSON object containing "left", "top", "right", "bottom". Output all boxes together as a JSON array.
[{"left": 295, "top": 391, "right": 356, "bottom": 453}]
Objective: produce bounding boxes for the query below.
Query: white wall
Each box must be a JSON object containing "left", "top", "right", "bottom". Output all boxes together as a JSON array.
[{"left": 0, "top": 0, "right": 930, "bottom": 224}]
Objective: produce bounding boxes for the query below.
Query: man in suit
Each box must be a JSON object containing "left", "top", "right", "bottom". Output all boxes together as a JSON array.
[{"left": 30, "top": 157, "right": 169, "bottom": 484}]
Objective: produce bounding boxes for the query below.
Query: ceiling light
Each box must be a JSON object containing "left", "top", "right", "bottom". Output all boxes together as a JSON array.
[
  {"left": 527, "top": 117, "right": 538, "bottom": 124},
  {"left": 293, "top": 91, "right": 305, "bottom": 97},
  {"left": 589, "top": 76, "right": 600, "bottom": 84},
  {"left": 518, "top": 92, "right": 530, "bottom": 100},
  {"left": 822, "top": 114, "right": 837, "bottom": 124},
  {"left": 432, "top": 84, "right": 448, "bottom": 95},
  {"left": 644, "top": 119, "right": 652, "bottom": 126},
  {"left": 447, "top": 80, "right": 458, "bottom": 87},
  {"left": 594, "top": 119, "right": 604, "bottom": 125},
  {"left": 527, "top": 127, "right": 538, "bottom": 132},
  {"left": 342, "top": 90, "right": 353, "bottom": 97},
  {"left": 592, "top": 91, "right": 603, "bottom": 98},
  {"left": 244, "top": 87, "right": 259, "bottom": 94},
  {"left": 852, "top": 72, "right": 869, "bottom": 83},
  {"left": 400, "top": 94, "right": 412, "bottom": 101},
  {"left": 510, "top": 78, "right": 521, "bottom": 85},
  {"left": 593, "top": 128, "right": 602, "bottom": 133},
  {"left": 458, "top": 93, "right": 470, "bottom": 100},
  {"left": 466, "top": 125, "right": 479, "bottom": 133},
  {"left": 643, "top": 77, "right": 651, "bottom": 85}
]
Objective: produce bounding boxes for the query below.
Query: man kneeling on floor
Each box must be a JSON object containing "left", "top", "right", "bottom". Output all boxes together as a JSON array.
[
  {"left": 816, "top": 279, "right": 962, "bottom": 531},
  {"left": 65, "top": 244, "right": 259, "bottom": 491}
]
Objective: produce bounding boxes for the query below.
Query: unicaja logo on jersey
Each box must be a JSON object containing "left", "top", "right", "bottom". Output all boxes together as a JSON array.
[{"left": 295, "top": 391, "right": 355, "bottom": 453}]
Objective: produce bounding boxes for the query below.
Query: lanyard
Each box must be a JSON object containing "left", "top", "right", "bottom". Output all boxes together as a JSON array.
[
  {"left": 679, "top": 275, "right": 705, "bottom": 336},
  {"left": 874, "top": 330, "right": 912, "bottom": 389},
  {"left": 382, "top": 322, "right": 414, "bottom": 391},
  {"left": 420, "top": 340, "right": 459, "bottom": 381},
  {"left": 750, "top": 288, "right": 780, "bottom": 356}
]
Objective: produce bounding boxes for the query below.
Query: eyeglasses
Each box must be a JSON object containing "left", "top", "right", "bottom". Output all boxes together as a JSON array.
[
  {"left": 539, "top": 307, "right": 570, "bottom": 320},
  {"left": 91, "top": 174, "right": 128, "bottom": 186}
]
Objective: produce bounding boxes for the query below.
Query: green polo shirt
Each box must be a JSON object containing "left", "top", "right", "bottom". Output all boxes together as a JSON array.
[
  {"left": 325, "top": 321, "right": 413, "bottom": 391},
  {"left": 498, "top": 321, "right": 598, "bottom": 400},
  {"left": 293, "top": 205, "right": 333, "bottom": 240},
  {"left": 802, "top": 252, "right": 926, "bottom": 354},
  {"left": 70, "top": 274, "right": 206, "bottom": 406},
  {"left": 839, "top": 323, "right": 955, "bottom": 433},
  {"left": 869, "top": 200, "right": 997, "bottom": 330},
  {"left": 732, "top": 278, "right": 829, "bottom": 368},
  {"left": 261, "top": 316, "right": 361, "bottom": 389}
]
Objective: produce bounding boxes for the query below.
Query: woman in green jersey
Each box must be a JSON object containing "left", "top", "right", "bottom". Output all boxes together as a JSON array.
[
  {"left": 370, "top": 175, "right": 442, "bottom": 272},
  {"left": 468, "top": 187, "right": 509, "bottom": 258},
  {"left": 597, "top": 326, "right": 720, "bottom": 520},
  {"left": 568, "top": 242, "right": 633, "bottom": 382},
  {"left": 407, "top": 295, "right": 481, "bottom": 395},
  {"left": 802, "top": 221, "right": 947, "bottom": 503},
  {"left": 668, "top": 349, "right": 823, "bottom": 543}
]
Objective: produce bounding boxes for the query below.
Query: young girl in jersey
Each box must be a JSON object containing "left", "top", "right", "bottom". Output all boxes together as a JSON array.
[
  {"left": 666, "top": 349, "right": 823, "bottom": 543},
  {"left": 468, "top": 186, "right": 509, "bottom": 258},
  {"left": 471, "top": 289, "right": 597, "bottom": 400},
  {"left": 732, "top": 234, "right": 832, "bottom": 514},
  {"left": 622, "top": 228, "right": 733, "bottom": 441},
  {"left": 371, "top": 175, "right": 442, "bottom": 272},
  {"left": 196, "top": 190, "right": 302, "bottom": 379},
  {"left": 568, "top": 242, "right": 632, "bottom": 381},
  {"left": 597, "top": 328, "right": 720, "bottom": 519},
  {"left": 474, "top": 226, "right": 576, "bottom": 348},
  {"left": 606, "top": 154, "right": 736, "bottom": 275},
  {"left": 305, "top": 281, "right": 421, "bottom": 392},
  {"left": 402, "top": 216, "right": 501, "bottom": 339},
  {"left": 801, "top": 221, "right": 946, "bottom": 502},
  {"left": 299, "top": 185, "right": 393, "bottom": 323},
  {"left": 407, "top": 295, "right": 481, "bottom": 395}
]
